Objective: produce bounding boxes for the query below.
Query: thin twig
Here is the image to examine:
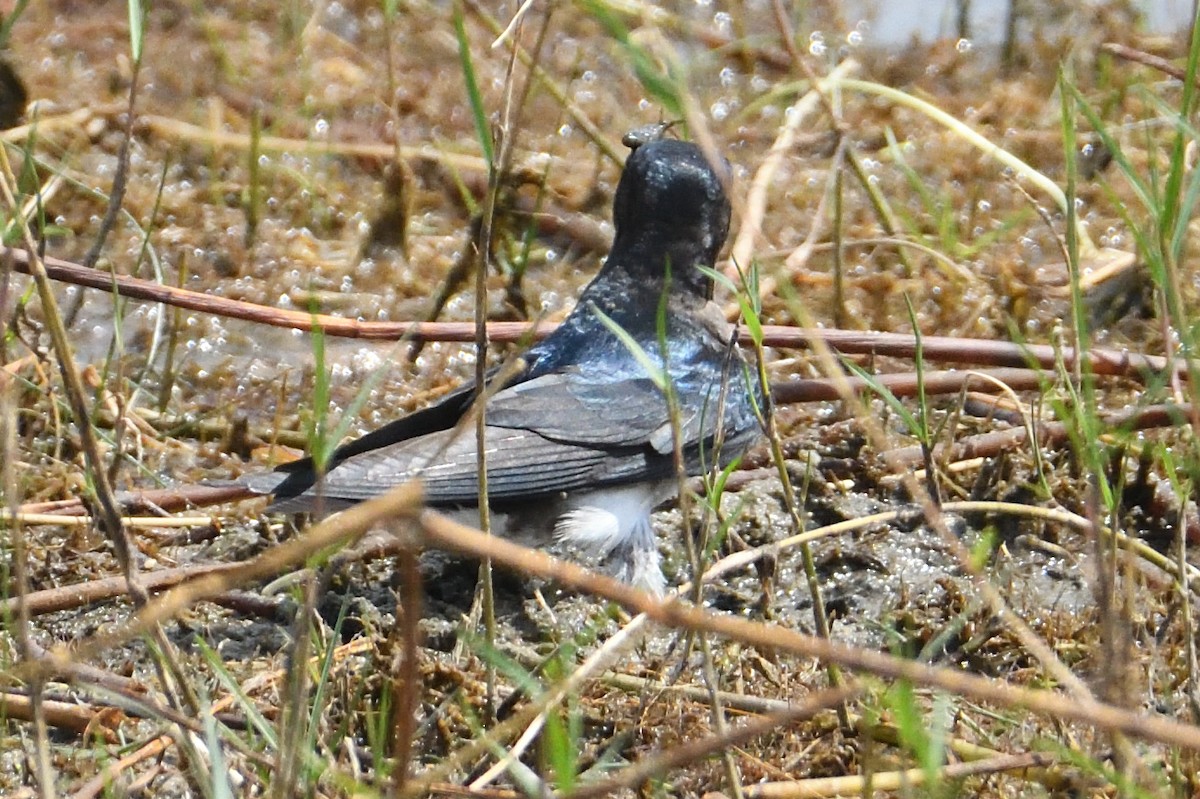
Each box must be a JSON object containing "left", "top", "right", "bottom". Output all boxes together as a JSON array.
[
  {"left": 0, "top": 245, "right": 1178, "bottom": 379},
  {"left": 1101, "top": 42, "right": 1200, "bottom": 86},
  {"left": 0, "top": 563, "right": 245, "bottom": 618},
  {"left": 80, "top": 53, "right": 140, "bottom": 272}
]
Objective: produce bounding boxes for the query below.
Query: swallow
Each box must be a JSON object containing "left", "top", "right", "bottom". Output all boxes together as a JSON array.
[{"left": 242, "top": 138, "right": 764, "bottom": 593}]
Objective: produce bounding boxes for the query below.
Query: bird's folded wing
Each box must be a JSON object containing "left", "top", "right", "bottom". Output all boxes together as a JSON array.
[
  {"left": 486, "top": 370, "right": 726, "bottom": 455},
  {"left": 295, "top": 425, "right": 607, "bottom": 504},
  {"left": 268, "top": 362, "right": 746, "bottom": 507},
  {"left": 274, "top": 379, "right": 485, "bottom": 476}
]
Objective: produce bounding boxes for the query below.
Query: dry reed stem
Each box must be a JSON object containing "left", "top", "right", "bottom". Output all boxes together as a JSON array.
[
  {"left": 0, "top": 692, "right": 120, "bottom": 743},
  {"left": 0, "top": 563, "right": 245, "bottom": 618},
  {"left": 1101, "top": 41, "right": 1200, "bottom": 85},
  {"left": 743, "top": 752, "right": 1060, "bottom": 798},
  {"left": 2, "top": 512, "right": 214, "bottom": 527},
  {"left": 141, "top": 113, "right": 492, "bottom": 173},
  {"left": 0, "top": 245, "right": 1176, "bottom": 378}
]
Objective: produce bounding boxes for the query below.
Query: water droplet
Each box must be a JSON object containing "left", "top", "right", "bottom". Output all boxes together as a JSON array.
[
  {"left": 809, "top": 31, "right": 826, "bottom": 57},
  {"left": 955, "top": 38, "right": 972, "bottom": 53}
]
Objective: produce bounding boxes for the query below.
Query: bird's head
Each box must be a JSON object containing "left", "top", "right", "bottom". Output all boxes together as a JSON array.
[{"left": 610, "top": 139, "right": 732, "bottom": 294}]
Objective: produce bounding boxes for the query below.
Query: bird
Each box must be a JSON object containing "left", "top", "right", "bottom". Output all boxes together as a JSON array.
[{"left": 241, "top": 137, "right": 764, "bottom": 593}]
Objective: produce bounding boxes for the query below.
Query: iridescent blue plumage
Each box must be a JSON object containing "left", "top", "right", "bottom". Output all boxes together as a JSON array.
[{"left": 243, "top": 139, "right": 764, "bottom": 592}]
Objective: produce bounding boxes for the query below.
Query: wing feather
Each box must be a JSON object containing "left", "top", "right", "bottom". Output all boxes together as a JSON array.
[{"left": 289, "top": 424, "right": 608, "bottom": 506}]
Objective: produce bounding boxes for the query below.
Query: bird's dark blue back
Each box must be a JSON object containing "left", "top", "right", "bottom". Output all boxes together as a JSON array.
[{"left": 258, "top": 138, "right": 763, "bottom": 505}]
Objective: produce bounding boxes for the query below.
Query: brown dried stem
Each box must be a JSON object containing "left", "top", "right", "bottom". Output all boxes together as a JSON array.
[{"left": 1, "top": 245, "right": 1176, "bottom": 379}]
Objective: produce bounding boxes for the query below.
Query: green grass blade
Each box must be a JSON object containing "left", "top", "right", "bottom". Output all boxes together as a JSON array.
[
  {"left": 126, "top": 0, "right": 145, "bottom": 63},
  {"left": 453, "top": 3, "right": 494, "bottom": 165},
  {"left": 577, "top": 0, "right": 683, "bottom": 117}
]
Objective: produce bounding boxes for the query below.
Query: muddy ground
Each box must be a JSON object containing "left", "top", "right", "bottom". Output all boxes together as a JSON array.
[{"left": 2, "top": 1, "right": 1199, "bottom": 796}]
